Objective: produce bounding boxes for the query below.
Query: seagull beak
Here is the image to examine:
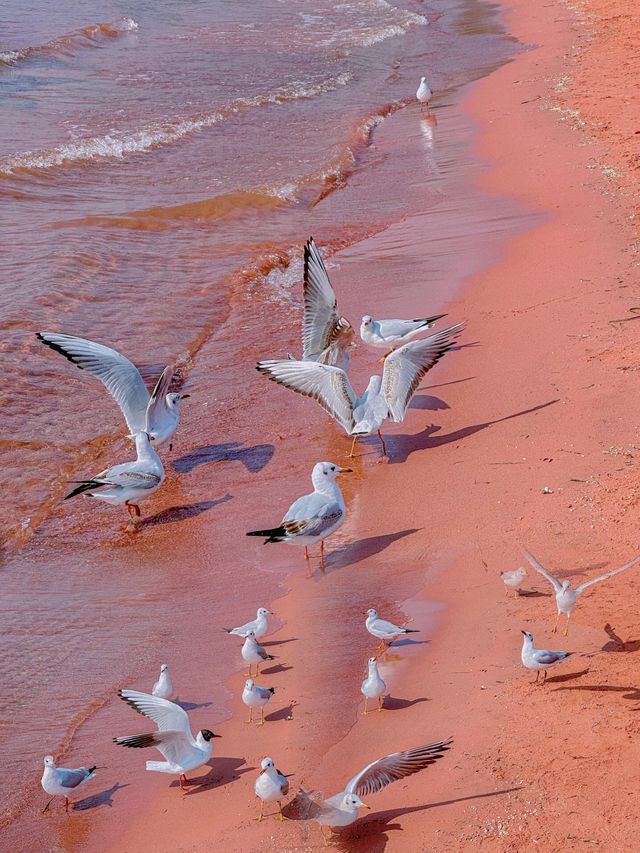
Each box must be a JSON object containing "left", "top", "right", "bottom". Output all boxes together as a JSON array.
[
  {"left": 360, "top": 803, "right": 371, "bottom": 809},
  {"left": 212, "top": 733, "right": 222, "bottom": 738},
  {"left": 180, "top": 393, "right": 191, "bottom": 399},
  {"left": 338, "top": 467, "right": 353, "bottom": 474},
  {"left": 521, "top": 630, "right": 527, "bottom": 635}
]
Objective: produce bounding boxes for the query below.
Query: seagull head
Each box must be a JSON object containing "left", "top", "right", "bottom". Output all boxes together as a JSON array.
[
  {"left": 260, "top": 757, "right": 275, "bottom": 772},
  {"left": 44, "top": 755, "right": 55, "bottom": 767},
  {"left": 245, "top": 678, "right": 255, "bottom": 689},
  {"left": 420, "top": 76, "right": 426, "bottom": 83},
  {"left": 246, "top": 631, "right": 256, "bottom": 640},
  {"left": 312, "top": 461, "right": 353, "bottom": 488},
  {"left": 257, "top": 608, "right": 270, "bottom": 618},
  {"left": 561, "top": 580, "right": 572, "bottom": 591},
  {"left": 200, "top": 729, "right": 220, "bottom": 741},
  {"left": 368, "top": 656, "right": 378, "bottom": 665},
  {"left": 167, "top": 391, "right": 190, "bottom": 408},
  {"left": 361, "top": 315, "right": 373, "bottom": 328},
  {"left": 342, "top": 793, "right": 370, "bottom": 811},
  {"left": 521, "top": 630, "right": 533, "bottom": 641},
  {"left": 160, "top": 663, "right": 168, "bottom": 673},
  {"left": 366, "top": 608, "right": 378, "bottom": 619}
]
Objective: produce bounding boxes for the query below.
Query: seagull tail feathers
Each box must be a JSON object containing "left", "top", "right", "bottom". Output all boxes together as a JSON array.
[
  {"left": 246, "top": 526, "right": 288, "bottom": 543},
  {"left": 412, "top": 313, "right": 447, "bottom": 326},
  {"left": 64, "top": 480, "right": 106, "bottom": 500}
]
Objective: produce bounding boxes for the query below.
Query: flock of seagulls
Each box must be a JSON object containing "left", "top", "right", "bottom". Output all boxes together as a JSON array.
[{"left": 38, "top": 182, "right": 463, "bottom": 839}]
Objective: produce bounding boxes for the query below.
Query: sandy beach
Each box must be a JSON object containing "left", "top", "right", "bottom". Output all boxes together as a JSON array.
[{"left": 3, "top": 0, "right": 640, "bottom": 850}]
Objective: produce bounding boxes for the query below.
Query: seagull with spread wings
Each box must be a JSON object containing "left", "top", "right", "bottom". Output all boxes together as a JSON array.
[
  {"left": 36, "top": 332, "right": 189, "bottom": 449},
  {"left": 523, "top": 548, "right": 640, "bottom": 635},
  {"left": 300, "top": 238, "right": 356, "bottom": 370},
  {"left": 113, "top": 689, "right": 220, "bottom": 789},
  {"left": 258, "top": 322, "right": 464, "bottom": 459},
  {"left": 296, "top": 739, "right": 452, "bottom": 844}
]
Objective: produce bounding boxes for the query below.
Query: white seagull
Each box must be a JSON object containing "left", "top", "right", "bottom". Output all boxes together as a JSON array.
[
  {"left": 36, "top": 332, "right": 189, "bottom": 449},
  {"left": 64, "top": 430, "right": 164, "bottom": 518},
  {"left": 255, "top": 757, "right": 291, "bottom": 821},
  {"left": 361, "top": 657, "right": 386, "bottom": 714},
  {"left": 242, "top": 678, "right": 275, "bottom": 725},
  {"left": 152, "top": 663, "right": 174, "bottom": 700},
  {"left": 365, "top": 608, "right": 419, "bottom": 650},
  {"left": 41, "top": 755, "right": 96, "bottom": 813},
  {"left": 416, "top": 76, "right": 432, "bottom": 104},
  {"left": 297, "top": 739, "right": 452, "bottom": 844},
  {"left": 223, "top": 607, "right": 271, "bottom": 640},
  {"left": 247, "top": 461, "right": 351, "bottom": 572},
  {"left": 523, "top": 548, "right": 640, "bottom": 635},
  {"left": 360, "top": 313, "right": 446, "bottom": 361},
  {"left": 300, "top": 238, "right": 355, "bottom": 370},
  {"left": 501, "top": 566, "right": 527, "bottom": 596},
  {"left": 521, "top": 630, "right": 572, "bottom": 684},
  {"left": 257, "top": 323, "right": 464, "bottom": 459},
  {"left": 241, "top": 632, "right": 274, "bottom": 677},
  {"left": 114, "top": 689, "right": 220, "bottom": 789}
]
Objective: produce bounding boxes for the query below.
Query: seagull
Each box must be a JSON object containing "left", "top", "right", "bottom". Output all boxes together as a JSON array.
[
  {"left": 223, "top": 607, "right": 271, "bottom": 640},
  {"left": 242, "top": 679, "right": 275, "bottom": 725},
  {"left": 36, "top": 332, "right": 189, "bottom": 449},
  {"left": 41, "top": 755, "right": 96, "bottom": 813},
  {"left": 300, "top": 238, "right": 355, "bottom": 370},
  {"left": 523, "top": 548, "right": 640, "bottom": 635},
  {"left": 416, "top": 76, "right": 432, "bottom": 104},
  {"left": 361, "top": 657, "right": 386, "bottom": 714},
  {"left": 152, "top": 663, "right": 174, "bottom": 700},
  {"left": 296, "top": 739, "right": 452, "bottom": 844},
  {"left": 257, "top": 323, "right": 464, "bottom": 459},
  {"left": 247, "top": 461, "right": 351, "bottom": 572},
  {"left": 64, "top": 430, "right": 164, "bottom": 519},
  {"left": 255, "top": 757, "right": 291, "bottom": 821},
  {"left": 366, "top": 608, "right": 419, "bottom": 650},
  {"left": 242, "top": 632, "right": 274, "bottom": 677},
  {"left": 521, "top": 630, "right": 572, "bottom": 684},
  {"left": 360, "top": 314, "right": 446, "bottom": 361},
  {"left": 501, "top": 566, "right": 527, "bottom": 596},
  {"left": 113, "top": 689, "right": 220, "bottom": 789}
]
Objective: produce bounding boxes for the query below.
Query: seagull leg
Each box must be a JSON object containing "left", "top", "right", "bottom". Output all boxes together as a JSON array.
[
  {"left": 169, "top": 442, "right": 173, "bottom": 452},
  {"left": 542, "top": 670, "right": 547, "bottom": 685},
  {"left": 378, "top": 350, "right": 393, "bottom": 364},
  {"left": 552, "top": 614, "right": 560, "bottom": 634},
  {"left": 304, "top": 546, "right": 313, "bottom": 579},
  {"left": 42, "top": 798, "right": 54, "bottom": 814},
  {"left": 377, "top": 429, "right": 388, "bottom": 460},
  {"left": 378, "top": 695, "right": 385, "bottom": 711},
  {"left": 377, "top": 640, "right": 387, "bottom": 652},
  {"left": 65, "top": 797, "right": 69, "bottom": 814},
  {"left": 563, "top": 614, "right": 571, "bottom": 637},
  {"left": 320, "top": 826, "right": 332, "bottom": 847},
  {"left": 348, "top": 436, "right": 358, "bottom": 458},
  {"left": 277, "top": 800, "right": 288, "bottom": 821},
  {"left": 247, "top": 707, "right": 253, "bottom": 724},
  {"left": 534, "top": 671, "right": 539, "bottom": 684},
  {"left": 256, "top": 798, "right": 265, "bottom": 821},
  {"left": 362, "top": 697, "right": 369, "bottom": 715},
  {"left": 319, "top": 540, "right": 325, "bottom": 572},
  {"left": 258, "top": 707, "right": 265, "bottom": 727}
]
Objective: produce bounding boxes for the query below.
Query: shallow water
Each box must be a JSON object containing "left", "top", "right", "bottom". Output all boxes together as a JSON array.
[{"left": 0, "top": 0, "right": 524, "bottom": 846}]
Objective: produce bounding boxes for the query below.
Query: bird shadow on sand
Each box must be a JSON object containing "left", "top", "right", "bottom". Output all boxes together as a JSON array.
[
  {"left": 387, "top": 637, "right": 427, "bottom": 648},
  {"left": 263, "top": 637, "right": 299, "bottom": 648},
  {"left": 138, "top": 495, "right": 232, "bottom": 528},
  {"left": 326, "top": 529, "right": 420, "bottom": 573},
  {"left": 265, "top": 700, "right": 298, "bottom": 722},
  {"left": 543, "top": 668, "right": 589, "bottom": 685},
  {"left": 294, "top": 787, "right": 523, "bottom": 851},
  {"left": 261, "top": 663, "right": 293, "bottom": 675},
  {"left": 408, "top": 394, "right": 449, "bottom": 411},
  {"left": 176, "top": 699, "right": 213, "bottom": 712},
  {"left": 381, "top": 696, "right": 429, "bottom": 711},
  {"left": 180, "top": 757, "right": 252, "bottom": 794},
  {"left": 386, "top": 399, "right": 559, "bottom": 464},
  {"left": 172, "top": 441, "right": 274, "bottom": 474},
  {"left": 516, "top": 589, "right": 552, "bottom": 598},
  {"left": 73, "top": 782, "right": 130, "bottom": 811},
  {"left": 600, "top": 624, "right": 640, "bottom": 653},
  {"left": 553, "top": 683, "right": 640, "bottom": 700}
]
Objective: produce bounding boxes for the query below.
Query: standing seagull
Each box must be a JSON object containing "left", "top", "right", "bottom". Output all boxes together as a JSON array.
[
  {"left": 257, "top": 323, "right": 464, "bottom": 459},
  {"left": 41, "top": 755, "right": 96, "bottom": 814},
  {"left": 361, "top": 657, "right": 386, "bottom": 714},
  {"left": 521, "top": 631, "right": 572, "bottom": 684},
  {"left": 360, "top": 314, "right": 446, "bottom": 361},
  {"left": 365, "top": 608, "right": 419, "bottom": 650},
  {"left": 152, "top": 663, "right": 174, "bottom": 700},
  {"left": 301, "top": 238, "right": 355, "bottom": 370},
  {"left": 36, "top": 332, "right": 189, "bottom": 448},
  {"left": 297, "top": 739, "right": 452, "bottom": 844},
  {"left": 241, "top": 632, "right": 274, "bottom": 677},
  {"left": 113, "top": 689, "right": 220, "bottom": 789},
  {"left": 255, "top": 757, "right": 291, "bottom": 821},
  {"left": 500, "top": 566, "right": 527, "bottom": 596},
  {"left": 416, "top": 76, "right": 432, "bottom": 105},
  {"left": 242, "top": 679, "right": 275, "bottom": 725},
  {"left": 64, "top": 430, "right": 164, "bottom": 519},
  {"left": 224, "top": 607, "right": 271, "bottom": 640},
  {"left": 247, "top": 461, "right": 351, "bottom": 572},
  {"left": 523, "top": 548, "right": 640, "bottom": 635}
]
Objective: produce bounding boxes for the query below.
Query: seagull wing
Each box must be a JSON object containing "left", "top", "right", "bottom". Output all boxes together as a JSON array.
[
  {"left": 575, "top": 554, "right": 640, "bottom": 594},
  {"left": 534, "top": 649, "right": 570, "bottom": 665},
  {"left": 36, "top": 332, "right": 149, "bottom": 433},
  {"left": 522, "top": 548, "right": 563, "bottom": 593},
  {"left": 372, "top": 618, "right": 403, "bottom": 634},
  {"left": 256, "top": 359, "right": 357, "bottom": 432},
  {"left": 114, "top": 729, "right": 196, "bottom": 766},
  {"left": 118, "top": 690, "right": 192, "bottom": 738},
  {"left": 283, "top": 493, "right": 343, "bottom": 538},
  {"left": 382, "top": 323, "right": 464, "bottom": 422},
  {"left": 144, "top": 365, "right": 174, "bottom": 431},
  {"left": 345, "top": 739, "right": 453, "bottom": 797},
  {"left": 302, "top": 238, "right": 353, "bottom": 362},
  {"left": 56, "top": 767, "right": 93, "bottom": 788}
]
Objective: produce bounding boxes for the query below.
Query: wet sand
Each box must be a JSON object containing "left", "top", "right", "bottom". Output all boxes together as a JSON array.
[{"left": 6, "top": 0, "right": 640, "bottom": 849}]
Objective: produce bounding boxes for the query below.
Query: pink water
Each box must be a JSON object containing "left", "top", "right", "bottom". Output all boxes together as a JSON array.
[{"left": 0, "top": 0, "right": 524, "bottom": 848}]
